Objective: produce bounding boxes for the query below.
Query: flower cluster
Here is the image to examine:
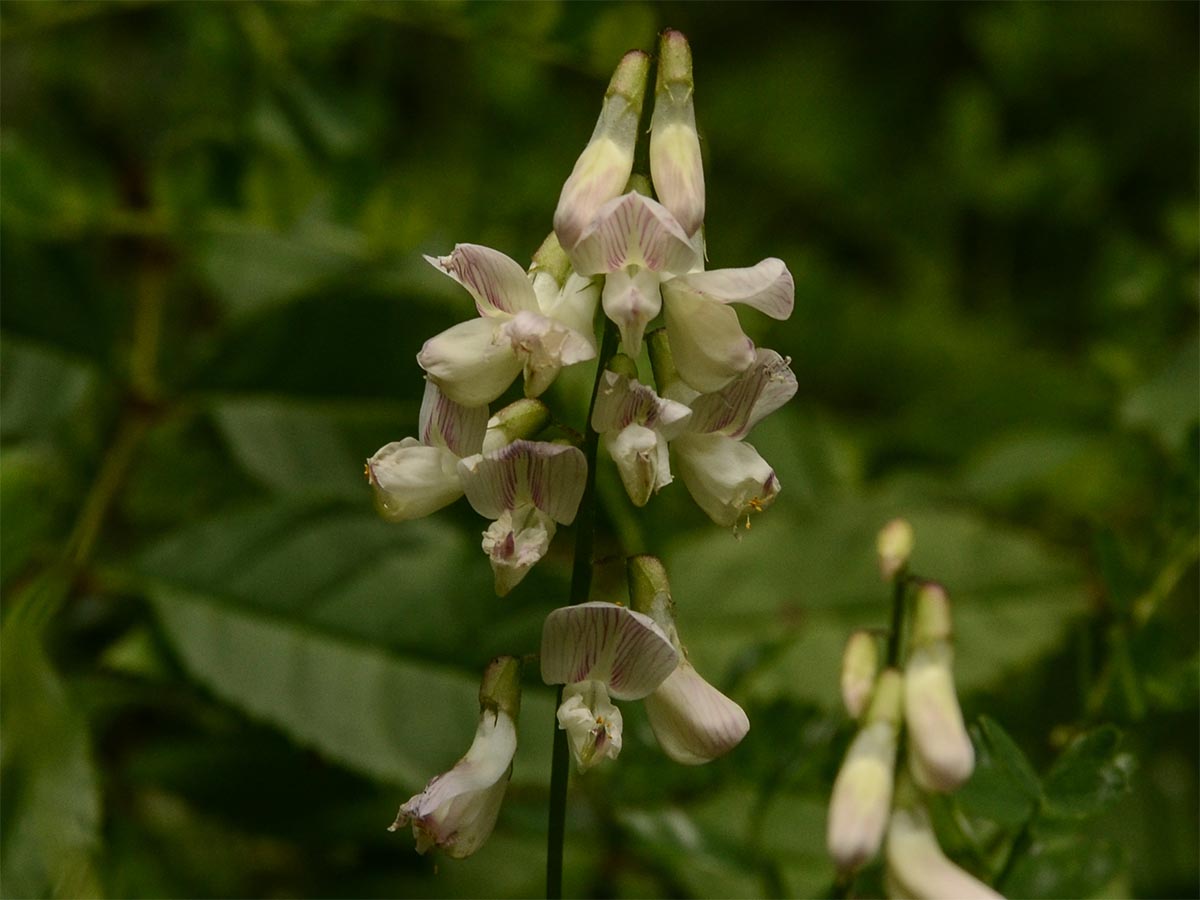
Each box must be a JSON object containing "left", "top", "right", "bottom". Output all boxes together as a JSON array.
[
  {"left": 374, "top": 30, "right": 790, "bottom": 862},
  {"left": 827, "top": 520, "right": 1002, "bottom": 899}
]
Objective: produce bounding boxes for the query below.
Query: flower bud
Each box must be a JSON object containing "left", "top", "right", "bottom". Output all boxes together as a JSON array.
[
  {"left": 553, "top": 51, "right": 649, "bottom": 250},
  {"left": 827, "top": 669, "right": 902, "bottom": 873},
  {"left": 482, "top": 399, "right": 551, "bottom": 453},
  {"left": 390, "top": 656, "right": 521, "bottom": 858},
  {"left": 905, "top": 640, "right": 974, "bottom": 793},
  {"left": 911, "top": 581, "right": 952, "bottom": 644},
  {"left": 841, "top": 630, "right": 879, "bottom": 719},
  {"left": 650, "top": 30, "right": 705, "bottom": 237},
  {"left": 885, "top": 803, "right": 1002, "bottom": 899},
  {"left": 530, "top": 231, "right": 572, "bottom": 287},
  {"left": 876, "top": 518, "right": 914, "bottom": 581}
]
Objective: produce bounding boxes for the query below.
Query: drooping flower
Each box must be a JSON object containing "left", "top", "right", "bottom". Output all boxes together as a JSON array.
[
  {"left": 418, "top": 244, "right": 597, "bottom": 406},
  {"left": 827, "top": 668, "right": 903, "bottom": 874},
  {"left": 670, "top": 347, "right": 798, "bottom": 528},
  {"left": 628, "top": 555, "right": 749, "bottom": 765},
  {"left": 554, "top": 51, "right": 649, "bottom": 251},
  {"left": 904, "top": 583, "right": 974, "bottom": 793},
  {"left": 591, "top": 360, "right": 692, "bottom": 507},
  {"left": 540, "top": 601, "right": 680, "bottom": 770},
  {"left": 390, "top": 656, "right": 522, "bottom": 859},
  {"left": 457, "top": 439, "right": 587, "bottom": 596},
  {"left": 885, "top": 803, "right": 1003, "bottom": 900},
  {"left": 367, "top": 380, "right": 488, "bottom": 521}
]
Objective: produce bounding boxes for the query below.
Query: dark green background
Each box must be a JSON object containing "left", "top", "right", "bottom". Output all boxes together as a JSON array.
[{"left": 2, "top": 2, "right": 1196, "bottom": 897}]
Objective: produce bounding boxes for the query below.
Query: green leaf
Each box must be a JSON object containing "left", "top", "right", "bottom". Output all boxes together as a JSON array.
[
  {"left": 1121, "top": 334, "right": 1200, "bottom": 453},
  {"left": 0, "top": 337, "right": 97, "bottom": 442},
  {"left": 1001, "top": 833, "right": 1126, "bottom": 899},
  {"left": 0, "top": 447, "right": 66, "bottom": 585},
  {"left": 955, "top": 716, "right": 1042, "bottom": 828},
  {"left": 139, "top": 505, "right": 553, "bottom": 788},
  {"left": 1041, "top": 726, "right": 1134, "bottom": 821}
]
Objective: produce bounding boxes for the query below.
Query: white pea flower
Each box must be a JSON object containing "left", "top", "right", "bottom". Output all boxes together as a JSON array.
[
  {"left": 650, "top": 29, "right": 705, "bottom": 239},
  {"left": 828, "top": 669, "right": 903, "bottom": 874},
  {"left": 541, "top": 601, "right": 680, "bottom": 770},
  {"left": 418, "top": 244, "right": 598, "bottom": 407},
  {"left": 458, "top": 440, "right": 587, "bottom": 596},
  {"left": 367, "top": 380, "right": 488, "bottom": 521},
  {"left": 628, "top": 555, "right": 749, "bottom": 765},
  {"left": 554, "top": 51, "right": 649, "bottom": 250},
  {"left": 672, "top": 348, "right": 798, "bottom": 528},
  {"left": 885, "top": 804, "right": 1003, "bottom": 900},
  {"left": 591, "top": 368, "right": 692, "bottom": 506},
  {"left": 390, "top": 656, "right": 521, "bottom": 859}
]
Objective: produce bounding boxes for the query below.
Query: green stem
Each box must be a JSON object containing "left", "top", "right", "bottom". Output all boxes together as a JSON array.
[
  {"left": 546, "top": 320, "right": 620, "bottom": 899},
  {"left": 885, "top": 569, "right": 909, "bottom": 667}
]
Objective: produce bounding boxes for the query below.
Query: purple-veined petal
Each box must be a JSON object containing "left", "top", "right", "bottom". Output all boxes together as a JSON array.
[
  {"left": 661, "top": 284, "right": 755, "bottom": 394},
  {"left": 367, "top": 438, "right": 463, "bottom": 521},
  {"left": 885, "top": 805, "right": 1002, "bottom": 900},
  {"left": 686, "top": 349, "right": 798, "bottom": 439},
  {"left": 424, "top": 244, "right": 539, "bottom": 317},
  {"left": 666, "top": 258, "right": 794, "bottom": 320},
  {"left": 540, "top": 602, "right": 679, "bottom": 701},
  {"left": 500, "top": 310, "right": 596, "bottom": 399},
  {"left": 570, "top": 192, "right": 697, "bottom": 276},
  {"left": 457, "top": 440, "right": 587, "bottom": 524},
  {"left": 390, "top": 707, "right": 517, "bottom": 859},
  {"left": 600, "top": 268, "right": 663, "bottom": 358},
  {"left": 591, "top": 370, "right": 692, "bottom": 437},
  {"left": 418, "top": 317, "right": 524, "bottom": 407},
  {"left": 418, "top": 379, "right": 488, "bottom": 458},
  {"left": 674, "top": 433, "right": 780, "bottom": 528},
  {"left": 644, "top": 661, "right": 749, "bottom": 765}
]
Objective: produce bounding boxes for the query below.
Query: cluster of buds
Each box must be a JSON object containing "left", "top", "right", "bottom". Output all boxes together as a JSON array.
[
  {"left": 377, "top": 30, "right": 783, "bottom": 860},
  {"left": 827, "top": 521, "right": 1001, "bottom": 899}
]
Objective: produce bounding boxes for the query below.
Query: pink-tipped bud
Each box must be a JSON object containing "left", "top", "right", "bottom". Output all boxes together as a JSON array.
[
  {"left": 841, "top": 630, "right": 879, "bottom": 719},
  {"left": 876, "top": 517, "right": 914, "bottom": 581},
  {"left": 553, "top": 51, "right": 650, "bottom": 250},
  {"left": 650, "top": 30, "right": 705, "bottom": 237}
]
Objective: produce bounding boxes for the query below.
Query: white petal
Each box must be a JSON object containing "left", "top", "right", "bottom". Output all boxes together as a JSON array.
[
  {"left": 391, "top": 708, "right": 516, "bottom": 859},
  {"left": 885, "top": 805, "right": 1002, "bottom": 900},
  {"left": 481, "top": 506, "right": 555, "bottom": 596},
  {"left": 591, "top": 370, "right": 692, "bottom": 438},
  {"left": 556, "top": 681, "right": 623, "bottom": 770},
  {"left": 424, "top": 244, "right": 539, "bottom": 317},
  {"left": 904, "top": 643, "right": 975, "bottom": 792},
  {"left": 534, "top": 271, "right": 601, "bottom": 347},
  {"left": 418, "top": 379, "right": 488, "bottom": 458},
  {"left": 674, "top": 433, "right": 780, "bottom": 528},
  {"left": 367, "top": 439, "right": 462, "bottom": 521},
  {"left": 570, "top": 192, "right": 698, "bottom": 276},
  {"left": 604, "top": 423, "right": 670, "bottom": 508},
  {"left": 418, "top": 317, "right": 523, "bottom": 407},
  {"left": 499, "top": 310, "right": 596, "bottom": 399},
  {"left": 458, "top": 440, "right": 587, "bottom": 524},
  {"left": 650, "top": 120, "right": 705, "bottom": 239},
  {"left": 827, "top": 719, "right": 898, "bottom": 873},
  {"left": 686, "top": 349, "right": 798, "bottom": 438},
  {"left": 644, "top": 661, "right": 749, "bottom": 765},
  {"left": 540, "top": 601, "right": 679, "bottom": 701},
  {"left": 661, "top": 285, "right": 755, "bottom": 394},
  {"left": 600, "top": 268, "right": 663, "bottom": 358},
  {"left": 666, "top": 258, "right": 794, "bottom": 320}
]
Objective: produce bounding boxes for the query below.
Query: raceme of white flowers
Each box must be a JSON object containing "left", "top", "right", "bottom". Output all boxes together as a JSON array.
[
  {"left": 826, "top": 521, "right": 1000, "bottom": 899},
  {"left": 371, "top": 29, "right": 778, "bottom": 860}
]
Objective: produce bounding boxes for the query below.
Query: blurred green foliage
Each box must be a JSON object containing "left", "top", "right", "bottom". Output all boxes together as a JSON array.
[{"left": 1, "top": 2, "right": 1196, "bottom": 898}]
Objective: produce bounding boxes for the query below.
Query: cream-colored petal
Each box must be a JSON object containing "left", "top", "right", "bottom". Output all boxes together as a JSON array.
[
  {"left": 686, "top": 348, "right": 797, "bottom": 439},
  {"left": 417, "top": 317, "right": 524, "bottom": 407},
  {"left": 367, "top": 438, "right": 463, "bottom": 521},
  {"left": 556, "top": 681, "right": 623, "bottom": 770},
  {"left": 649, "top": 29, "right": 705, "bottom": 238},
  {"left": 481, "top": 506, "right": 555, "bottom": 597},
  {"left": 885, "top": 805, "right": 1002, "bottom": 900},
  {"left": 661, "top": 286, "right": 755, "bottom": 394},
  {"left": 499, "top": 310, "right": 595, "bottom": 399},
  {"left": 667, "top": 258, "right": 794, "bottom": 320},
  {"left": 540, "top": 601, "right": 679, "bottom": 701},
  {"left": 674, "top": 433, "right": 780, "bottom": 528},
  {"left": 604, "top": 423, "right": 669, "bottom": 508},
  {"left": 644, "top": 661, "right": 749, "bottom": 765},
  {"left": 424, "top": 243, "right": 540, "bottom": 317},
  {"left": 601, "top": 268, "right": 663, "bottom": 358},
  {"left": 827, "top": 719, "right": 898, "bottom": 873},
  {"left": 904, "top": 642, "right": 974, "bottom": 792}
]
